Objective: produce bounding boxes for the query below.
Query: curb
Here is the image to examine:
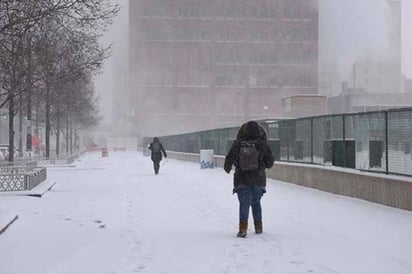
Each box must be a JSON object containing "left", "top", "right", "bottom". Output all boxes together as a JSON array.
[
  {"left": 0, "top": 180, "right": 56, "bottom": 198},
  {"left": 0, "top": 214, "right": 18, "bottom": 235},
  {"left": 28, "top": 182, "right": 56, "bottom": 198}
]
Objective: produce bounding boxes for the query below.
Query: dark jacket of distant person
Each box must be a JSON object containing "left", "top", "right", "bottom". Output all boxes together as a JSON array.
[
  {"left": 224, "top": 121, "right": 274, "bottom": 193},
  {"left": 148, "top": 137, "right": 167, "bottom": 162}
]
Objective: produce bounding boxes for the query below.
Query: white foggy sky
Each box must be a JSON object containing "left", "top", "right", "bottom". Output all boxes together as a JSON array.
[
  {"left": 93, "top": 0, "right": 128, "bottom": 127},
  {"left": 93, "top": 0, "right": 412, "bottom": 126},
  {"left": 320, "top": 0, "right": 412, "bottom": 78},
  {"left": 402, "top": 0, "right": 412, "bottom": 77}
]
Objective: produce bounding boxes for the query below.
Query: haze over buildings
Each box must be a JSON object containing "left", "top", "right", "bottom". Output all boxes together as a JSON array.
[
  {"left": 319, "top": 0, "right": 402, "bottom": 96},
  {"left": 93, "top": 0, "right": 412, "bottom": 137},
  {"left": 129, "top": 0, "right": 319, "bottom": 137}
]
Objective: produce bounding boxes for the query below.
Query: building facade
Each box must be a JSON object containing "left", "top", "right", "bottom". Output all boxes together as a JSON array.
[
  {"left": 282, "top": 94, "right": 327, "bottom": 117},
  {"left": 129, "top": 0, "right": 319, "bottom": 136},
  {"left": 349, "top": 61, "right": 402, "bottom": 94}
]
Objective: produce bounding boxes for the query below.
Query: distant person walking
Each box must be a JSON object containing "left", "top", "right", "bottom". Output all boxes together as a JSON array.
[
  {"left": 148, "top": 137, "right": 167, "bottom": 175},
  {"left": 224, "top": 121, "right": 274, "bottom": 237}
]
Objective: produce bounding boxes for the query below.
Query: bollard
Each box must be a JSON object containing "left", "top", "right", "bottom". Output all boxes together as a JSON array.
[{"left": 200, "top": 149, "right": 214, "bottom": 168}]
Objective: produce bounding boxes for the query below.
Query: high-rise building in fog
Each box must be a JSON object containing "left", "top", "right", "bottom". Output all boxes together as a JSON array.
[
  {"left": 348, "top": 0, "right": 402, "bottom": 94},
  {"left": 129, "top": 0, "right": 319, "bottom": 136},
  {"left": 326, "top": 0, "right": 408, "bottom": 114},
  {"left": 319, "top": 0, "right": 402, "bottom": 97}
]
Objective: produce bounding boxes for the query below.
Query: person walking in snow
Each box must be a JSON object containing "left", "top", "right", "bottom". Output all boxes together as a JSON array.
[
  {"left": 224, "top": 121, "right": 274, "bottom": 237},
  {"left": 148, "top": 137, "right": 167, "bottom": 175}
]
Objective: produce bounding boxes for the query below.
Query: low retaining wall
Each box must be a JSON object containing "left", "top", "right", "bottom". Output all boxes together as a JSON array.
[
  {"left": 0, "top": 167, "right": 47, "bottom": 192},
  {"left": 166, "top": 151, "right": 200, "bottom": 163},
  {"left": 166, "top": 151, "right": 412, "bottom": 211},
  {"left": 266, "top": 162, "right": 412, "bottom": 211},
  {"left": 26, "top": 168, "right": 47, "bottom": 190},
  {"left": 167, "top": 151, "right": 225, "bottom": 167}
]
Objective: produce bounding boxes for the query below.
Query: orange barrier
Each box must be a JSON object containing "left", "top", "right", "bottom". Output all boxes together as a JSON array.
[
  {"left": 87, "top": 147, "right": 102, "bottom": 152},
  {"left": 101, "top": 147, "right": 108, "bottom": 157}
]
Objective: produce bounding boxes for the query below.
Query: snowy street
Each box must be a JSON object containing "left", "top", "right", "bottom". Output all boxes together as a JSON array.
[{"left": 1, "top": 151, "right": 412, "bottom": 274}]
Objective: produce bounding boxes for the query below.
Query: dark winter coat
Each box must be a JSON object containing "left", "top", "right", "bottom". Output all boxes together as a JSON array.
[
  {"left": 224, "top": 121, "right": 274, "bottom": 193},
  {"left": 148, "top": 137, "right": 167, "bottom": 162}
]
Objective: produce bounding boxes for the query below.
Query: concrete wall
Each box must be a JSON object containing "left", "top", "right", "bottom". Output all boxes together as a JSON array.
[
  {"left": 166, "top": 151, "right": 412, "bottom": 211},
  {"left": 167, "top": 151, "right": 200, "bottom": 163},
  {"left": 266, "top": 162, "right": 412, "bottom": 211}
]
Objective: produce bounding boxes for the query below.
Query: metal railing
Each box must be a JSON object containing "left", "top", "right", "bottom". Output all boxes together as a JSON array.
[
  {"left": 158, "top": 107, "right": 412, "bottom": 177},
  {"left": 0, "top": 167, "right": 47, "bottom": 192},
  {"left": 0, "top": 152, "right": 81, "bottom": 192},
  {"left": 0, "top": 161, "right": 38, "bottom": 168},
  {"left": 34, "top": 153, "right": 80, "bottom": 166}
]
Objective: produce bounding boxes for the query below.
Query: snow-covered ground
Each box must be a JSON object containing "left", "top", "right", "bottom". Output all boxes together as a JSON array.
[{"left": 0, "top": 151, "right": 411, "bottom": 274}]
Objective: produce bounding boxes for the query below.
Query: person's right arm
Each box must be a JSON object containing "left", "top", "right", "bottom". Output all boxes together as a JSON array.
[
  {"left": 224, "top": 141, "right": 239, "bottom": 173},
  {"left": 262, "top": 141, "right": 274, "bottom": 169},
  {"left": 160, "top": 144, "right": 167, "bottom": 157}
]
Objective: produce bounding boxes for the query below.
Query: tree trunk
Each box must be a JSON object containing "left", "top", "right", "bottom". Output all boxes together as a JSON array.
[
  {"left": 18, "top": 92, "right": 23, "bottom": 158},
  {"left": 56, "top": 113, "right": 60, "bottom": 157},
  {"left": 26, "top": 95, "right": 32, "bottom": 152},
  {"left": 45, "top": 86, "right": 51, "bottom": 158},
  {"left": 8, "top": 93, "right": 15, "bottom": 162},
  {"left": 74, "top": 127, "right": 78, "bottom": 152},
  {"left": 35, "top": 95, "right": 39, "bottom": 136},
  {"left": 66, "top": 116, "right": 69, "bottom": 153},
  {"left": 26, "top": 35, "right": 32, "bottom": 152},
  {"left": 69, "top": 120, "right": 73, "bottom": 155}
]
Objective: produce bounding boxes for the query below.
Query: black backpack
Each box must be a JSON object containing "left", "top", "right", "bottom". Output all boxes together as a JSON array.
[
  {"left": 238, "top": 140, "right": 260, "bottom": 171},
  {"left": 152, "top": 142, "right": 161, "bottom": 153}
]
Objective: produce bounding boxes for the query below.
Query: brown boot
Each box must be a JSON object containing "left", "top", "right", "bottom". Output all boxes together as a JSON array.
[
  {"left": 254, "top": 221, "right": 263, "bottom": 234},
  {"left": 237, "top": 221, "right": 248, "bottom": 238}
]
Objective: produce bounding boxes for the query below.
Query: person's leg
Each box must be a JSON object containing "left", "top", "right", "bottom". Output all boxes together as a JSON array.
[
  {"left": 153, "top": 160, "right": 160, "bottom": 174},
  {"left": 251, "top": 185, "right": 264, "bottom": 233},
  {"left": 236, "top": 186, "right": 252, "bottom": 237}
]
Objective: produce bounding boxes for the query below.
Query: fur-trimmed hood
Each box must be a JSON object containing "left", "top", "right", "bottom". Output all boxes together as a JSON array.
[{"left": 236, "top": 121, "right": 267, "bottom": 140}]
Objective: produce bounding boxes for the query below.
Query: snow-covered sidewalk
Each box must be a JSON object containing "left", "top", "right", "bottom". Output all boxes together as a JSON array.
[{"left": 0, "top": 151, "right": 411, "bottom": 274}]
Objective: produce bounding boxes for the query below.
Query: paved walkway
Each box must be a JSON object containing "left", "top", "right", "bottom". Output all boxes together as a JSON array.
[{"left": 0, "top": 152, "right": 411, "bottom": 274}]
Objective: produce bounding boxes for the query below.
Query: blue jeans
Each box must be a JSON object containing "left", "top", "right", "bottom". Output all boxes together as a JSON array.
[{"left": 237, "top": 185, "right": 264, "bottom": 223}]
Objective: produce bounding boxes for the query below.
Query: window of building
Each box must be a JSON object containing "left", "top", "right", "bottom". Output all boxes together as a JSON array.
[
  {"left": 269, "top": 77, "right": 278, "bottom": 86},
  {"left": 267, "top": 51, "right": 278, "bottom": 64},
  {"left": 141, "top": 0, "right": 173, "bottom": 17},
  {"left": 252, "top": 1, "right": 278, "bottom": 19},
  {"left": 178, "top": 3, "right": 202, "bottom": 18},
  {"left": 302, "top": 25, "right": 313, "bottom": 41},
  {"left": 303, "top": 6, "right": 312, "bottom": 20},
  {"left": 249, "top": 75, "right": 257, "bottom": 86},
  {"left": 215, "top": 72, "right": 242, "bottom": 86},
  {"left": 284, "top": 0, "right": 300, "bottom": 19}
]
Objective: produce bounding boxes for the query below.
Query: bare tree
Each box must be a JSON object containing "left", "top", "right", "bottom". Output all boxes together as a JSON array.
[{"left": 0, "top": 0, "right": 118, "bottom": 161}]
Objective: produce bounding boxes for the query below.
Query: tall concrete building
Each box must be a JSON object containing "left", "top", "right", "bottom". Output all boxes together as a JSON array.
[{"left": 129, "top": 0, "right": 319, "bottom": 136}]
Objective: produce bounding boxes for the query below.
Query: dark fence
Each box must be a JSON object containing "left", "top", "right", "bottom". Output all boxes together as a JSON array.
[
  {"left": 158, "top": 107, "right": 412, "bottom": 177},
  {"left": 0, "top": 167, "right": 47, "bottom": 192}
]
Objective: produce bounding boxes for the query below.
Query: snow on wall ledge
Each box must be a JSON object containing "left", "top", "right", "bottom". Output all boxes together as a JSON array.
[{"left": 166, "top": 151, "right": 412, "bottom": 211}]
